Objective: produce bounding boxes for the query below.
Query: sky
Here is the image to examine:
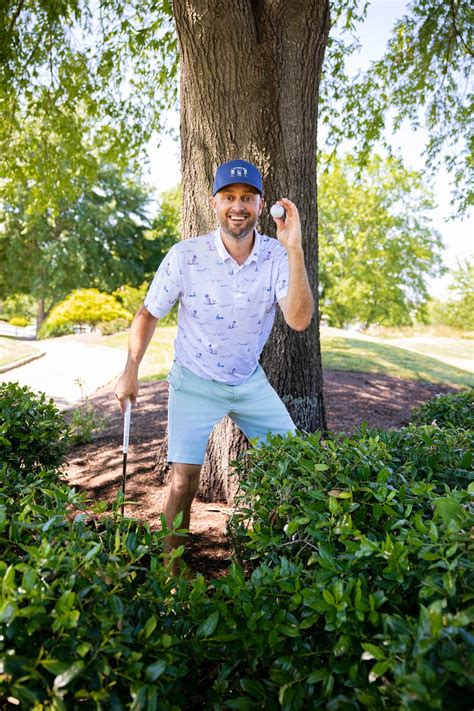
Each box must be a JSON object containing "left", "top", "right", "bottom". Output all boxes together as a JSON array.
[{"left": 145, "top": 0, "right": 472, "bottom": 298}]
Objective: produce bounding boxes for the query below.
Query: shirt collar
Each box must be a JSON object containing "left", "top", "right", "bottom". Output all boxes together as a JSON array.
[{"left": 214, "top": 228, "right": 261, "bottom": 265}]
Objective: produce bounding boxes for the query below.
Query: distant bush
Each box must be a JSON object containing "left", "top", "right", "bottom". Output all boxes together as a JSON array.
[
  {"left": 97, "top": 317, "right": 131, "bottom": 335},
  {"left": 37, "top": 320, "right": 76, "bottom": 339},
  {"left": 8, "top": 316, "right": 30, "bottom": 327},
  {"left": 113, "top": 283, "right": 148, "bottom": 316},
  {"left": 42, "top": 289, "right": 132, "bottom": 333},
  {"left": 0, "top": 382, "right": 69, "bottom": 471},
  {"left": 412, "top": 389, "right": 474, "bottom": 429}
]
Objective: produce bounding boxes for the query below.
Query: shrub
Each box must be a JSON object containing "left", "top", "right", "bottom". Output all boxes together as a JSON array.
[
  {"left": 0, "top": 382, "right": 69, "bottom": 471},
  {"left": 8, "top": 316, "right": 29, "bottom": 327},
  {"left": 68, "top": 402, "right": 108, "bottom": 444},
  {"left": 37, "top": 320, "right": 76, "bottom": 339},
  {"left": 43, "top": 289, "right": 132, "bottom": 332},
  {"left": 113, "top": 283, "right": 148, "bottom": 315},
  {"left": 227, "top": 425, "right": 473, "bottom": 708},
  {"left": 411, "top": 389, "right": 474, "bottom": 430},
  {"left": 1, "top": 388, "right": 473, "bottom": 709},
  {"left": 97, "top": 317, "right": 131, "bottom": 335}
]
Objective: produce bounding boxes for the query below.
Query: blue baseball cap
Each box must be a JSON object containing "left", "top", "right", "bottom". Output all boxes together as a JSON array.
[{"left": 212, "top": 159, "right": 264, "bottom": 196}]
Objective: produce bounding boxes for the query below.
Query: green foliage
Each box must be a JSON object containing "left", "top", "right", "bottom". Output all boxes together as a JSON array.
[
  {"left": 67, "top": 402, "right": 108, "bottom": 445},
  {"left": 0, "top": 382, "right": 68, "bottom": 471},
  {"left": 1, "top": 386, "right": 473, "bottom": 709},
  {"left": 228, "top": 420, "right": 473, "bottom": 708},
  {"left": 98, "top": 317, "right": 132, "bottom": 336},
  {"left": 322, "top": 0, "right": 473, "bottom": 214},
  {"left": 318, "top": 154, "right": 444, "bottom": 328},
  {"left": 426, "top": 260, "right": 474, "bottom": 332},
  {"left": 113, "top": 282, "right": 149, "bottom": 316},
  {"left": 43, "top": 289, "right": 132, "bottom": 332},
  {"left": 0, "top": 167, "right": 161, "bottom": 321},
  {"left": 148, "top": 184, "right": 182, "bottom": 257},
  {"left": 412, "top": 390, "right": 474, "bottom": 430},
  {"left": 37, "top": 321, "right": 76, "bottom": 339},
  {"left": 0, "top": 1, "right": 177, "bottom": 216},
  {"left": 0, "top": 293, "right": 36, "bottom": 320}
]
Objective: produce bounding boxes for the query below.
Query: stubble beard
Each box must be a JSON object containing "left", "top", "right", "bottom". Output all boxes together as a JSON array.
[{"left": 220, "top": 213, "right": 257, "bottom": 242}]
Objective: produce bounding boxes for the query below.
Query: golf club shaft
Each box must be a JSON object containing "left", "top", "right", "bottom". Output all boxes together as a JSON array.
[{"left": 121, "top": 399, "right": 132, "bottom": 515}]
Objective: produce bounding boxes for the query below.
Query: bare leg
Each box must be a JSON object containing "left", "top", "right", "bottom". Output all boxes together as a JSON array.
[{"left": 162, "top": 463, "right": 201, "bottom": 573}]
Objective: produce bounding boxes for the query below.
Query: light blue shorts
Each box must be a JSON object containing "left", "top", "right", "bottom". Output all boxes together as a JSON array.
[{"left": 167, "top": 362, "right": 296, "bottom": 465}]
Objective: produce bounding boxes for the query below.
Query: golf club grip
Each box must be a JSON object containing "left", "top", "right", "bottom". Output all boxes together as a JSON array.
[{"left": 123, "top": 399, "right": 132, "bottom": 453}]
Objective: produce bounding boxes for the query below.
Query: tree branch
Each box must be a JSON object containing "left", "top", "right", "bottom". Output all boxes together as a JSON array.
[
  {"left": 449, "top": 0, "right": 473, "bottom": 57},
  {"left": 7, "top": 0, "right": 26, "bottom": 35}
]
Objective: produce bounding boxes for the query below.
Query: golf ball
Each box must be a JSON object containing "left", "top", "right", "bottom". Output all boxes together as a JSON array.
[{"left": 270, "top": 203, "right": 285, "bottom": 219}]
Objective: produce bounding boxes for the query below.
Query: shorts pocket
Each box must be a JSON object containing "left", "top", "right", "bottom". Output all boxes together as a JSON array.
[{"left": 167, "top": 363, "right": 183, "bottom": 391}]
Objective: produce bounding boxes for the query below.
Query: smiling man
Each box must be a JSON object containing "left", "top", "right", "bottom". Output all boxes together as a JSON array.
[{"left": 114, "top": 159, "right": 314, "bottom": 571}]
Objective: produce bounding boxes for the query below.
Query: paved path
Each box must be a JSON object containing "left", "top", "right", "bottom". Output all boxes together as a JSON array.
[{"left": 0, "top": 336, "right": 126, "bottom": 409}]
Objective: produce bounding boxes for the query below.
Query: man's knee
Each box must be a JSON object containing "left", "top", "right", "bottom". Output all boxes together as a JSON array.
[{"left": 170, "top": 463, "right": 201, "bottom": 497}]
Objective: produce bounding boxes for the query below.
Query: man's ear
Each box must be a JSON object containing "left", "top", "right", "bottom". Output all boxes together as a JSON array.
[
  {"left": 210, "top": 196, "right": 217, "bottom": 213},
  {"left": 258, "top": 197, "right": 265, "bottom": 216}
]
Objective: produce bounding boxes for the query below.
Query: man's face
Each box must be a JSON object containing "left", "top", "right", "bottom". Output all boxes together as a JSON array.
[{"left": 211, "top": 184, "right": 263, "bottom": 241}]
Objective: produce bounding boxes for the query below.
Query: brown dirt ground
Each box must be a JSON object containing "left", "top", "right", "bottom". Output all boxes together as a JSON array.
[{"left": 66, "top": 371, "right": 457, "bottom": 578}]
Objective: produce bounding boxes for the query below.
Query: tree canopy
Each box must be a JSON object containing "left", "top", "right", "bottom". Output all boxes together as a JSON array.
[
  {"left": 0, "top": 166, "right": 162, "bottom": 323},
  {"left": 1, "top": 1, "right": 471, "bottom": 214},
  {"left": 322, "top": 0, "right": 473, "bottom": 214},
  {"left": 318, "top": 154, "right": 444, "bottom": 328}
]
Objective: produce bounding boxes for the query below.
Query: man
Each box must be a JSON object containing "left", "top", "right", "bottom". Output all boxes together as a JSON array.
[{"left": 114, "top": 159, "right": 314, "bottom": 567}]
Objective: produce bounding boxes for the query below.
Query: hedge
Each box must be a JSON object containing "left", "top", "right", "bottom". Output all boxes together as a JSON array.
[{"left": 0, "top": 383, "right": 472, "bottom": 709}]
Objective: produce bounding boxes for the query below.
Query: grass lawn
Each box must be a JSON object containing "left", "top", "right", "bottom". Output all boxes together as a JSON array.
[
  {"left": 321, "top": 335, "right": 473, "bottom": 388},
  {"left": 383, "top": 335, "right": 474, "bottom": 373},
  {"left": 98, "top": 326, "right": 473, "bottom": 389},
  {"left": 0, "top": 337, "right": 40, "bottom": 368},
  {"left": 101, "top": 327, "right": 177, "bottom": 380}
]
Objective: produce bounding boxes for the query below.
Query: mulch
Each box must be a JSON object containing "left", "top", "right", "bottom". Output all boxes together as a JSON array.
[{"left": 66, "top": 370, "right": 456, "bottom": 577}]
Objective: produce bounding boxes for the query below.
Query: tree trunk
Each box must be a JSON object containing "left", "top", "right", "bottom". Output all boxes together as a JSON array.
[
  {"left": 155, "top": 0, "right": 330, "bottom": 501},
  {"left": 36, "top": 298, "right": 45, "bottom": 333}
]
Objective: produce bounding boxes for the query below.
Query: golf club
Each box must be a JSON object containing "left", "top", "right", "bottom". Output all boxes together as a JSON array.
[{"left": 121, "top": 398, "right": 132, "bottom": 516}]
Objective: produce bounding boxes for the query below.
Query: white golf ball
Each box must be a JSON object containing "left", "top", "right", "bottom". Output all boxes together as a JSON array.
[{"left": 270, "top": 203, "right": 285, "bottom": 219}]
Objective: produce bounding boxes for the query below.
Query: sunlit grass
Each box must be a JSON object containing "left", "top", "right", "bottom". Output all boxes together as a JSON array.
[
  {"left": 101, "top": 326, "right": 176, "bottom": 381},
  {"left": 98, "top": 326, "right": 473, "bottom": 389},
  {"left": 0, "top": 337, "right": 40, "bottom": 368},
  {"left": 321, "top": 336, "right": 472, "bottom": 388}
]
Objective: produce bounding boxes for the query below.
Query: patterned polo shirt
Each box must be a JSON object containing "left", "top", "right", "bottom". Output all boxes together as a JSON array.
[{"left": 144, "top": 228, "right": 289, "bottom": 384}]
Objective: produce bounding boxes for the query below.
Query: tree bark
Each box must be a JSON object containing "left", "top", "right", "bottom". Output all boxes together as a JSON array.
[{"left": 155, "top": 0, "right": 330, "bottom": 501}]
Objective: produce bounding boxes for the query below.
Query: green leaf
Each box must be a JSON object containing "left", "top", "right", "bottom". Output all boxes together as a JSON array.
[
  {"left": 361, "top": 643, "right": 386, "bottom": 661},
  {"left": 307, "top": 669, "right": 327, "bottom": 684},
  {"left": 369, "top": 660, "right": 390, "bottom": 680},
  {"left": 240, "top": 678, "right": 266, "bottom": 699},
  {"left": 434, "top": 497, "right": 465, "bottom": 527},
  {"left": 84, "top": 542, "right": 101, "bottom": 562},
  {"left": 145, "top": 658, "right": 167, "bottom": 681},
  {"left": 53, "top": 661, "right": 85, "bottom": 689},
  {"left": 196, "top": 610, "right": 219, "bottom": 638},
  {"left": 143, "top": 615, "right": 157, "bottom": 639}
]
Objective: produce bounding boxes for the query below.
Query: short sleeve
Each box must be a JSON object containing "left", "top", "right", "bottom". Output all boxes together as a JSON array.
[
  {"left": 144, "top": 245, "right": 182, "bottom": 318},
  {"left": 275, "top": 248, "right": 289, "bottom": 301}
]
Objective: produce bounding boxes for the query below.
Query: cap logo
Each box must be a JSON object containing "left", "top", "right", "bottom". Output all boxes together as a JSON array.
[{"left": 230, "top": 166, "right": 248, "bottom": 177}]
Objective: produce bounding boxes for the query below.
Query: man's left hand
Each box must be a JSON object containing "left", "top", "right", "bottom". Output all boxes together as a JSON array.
[{"left": 271, "top": 198, "right": 303, "bottom": 253}]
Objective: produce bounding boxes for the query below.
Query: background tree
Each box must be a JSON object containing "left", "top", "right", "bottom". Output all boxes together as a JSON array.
[
  {"left": 0, "top": 166, "right": 160, "bottom": 328},
  {"left": 318, "top": 154, "right": 444, "bottom": 329},
  {"left": 428, "top": 259, "right": 474, "bottom": 331},
  {"left": 322, "top": 0, "right": 473, "bottom": 214}
]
